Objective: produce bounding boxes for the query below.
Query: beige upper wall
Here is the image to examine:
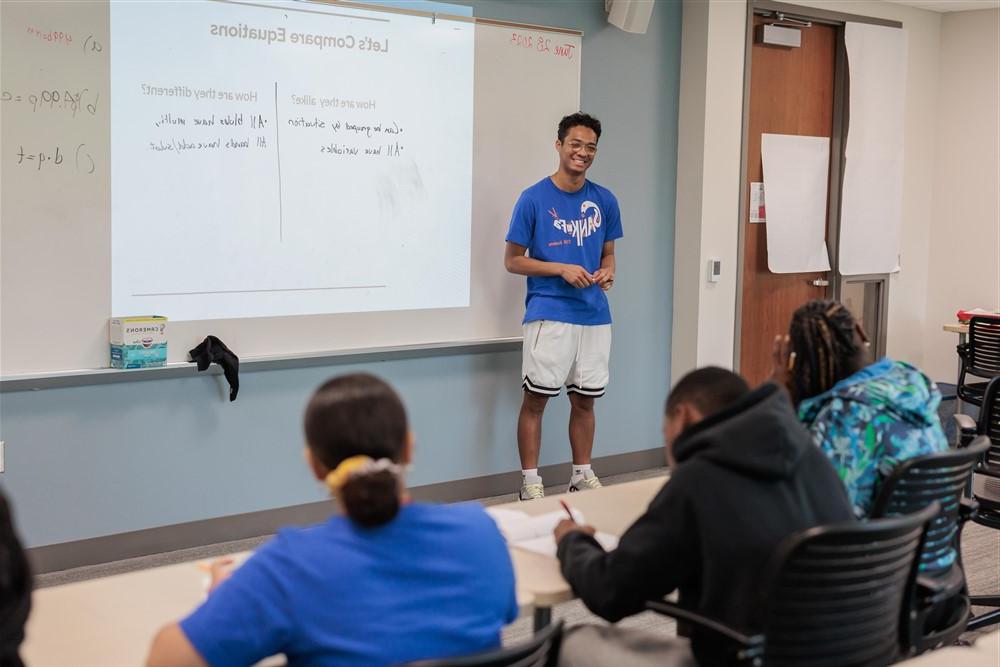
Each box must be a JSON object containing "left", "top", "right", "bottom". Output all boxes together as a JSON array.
[
  {"left": 671, "top": 0, "right": 710, "bottom": 382},
  {"left": 673, "top": 0, "right": 998, "bottom": 384},
  {"left": 924, "top": 8, "right": 1000, "bottom": 381},
  {"left": 671, "top": 0, "right": 746, "bottom": 382}
]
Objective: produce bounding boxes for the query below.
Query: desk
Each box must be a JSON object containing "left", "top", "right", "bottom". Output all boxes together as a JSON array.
[
  {"left": 492, "top": 475, "right": 668, "bottom": 629},
  {"left": 897, "top": 629, "right": 999, "bottom": 666},
  {"left": 22, "top": 550, "right": 535, "bottom": 667},
  {"left": 24, "top": 558, "right": 224, "bottom": 667},
  {"left": 21, "top": 477, "right": 667, "bottom": 664}
]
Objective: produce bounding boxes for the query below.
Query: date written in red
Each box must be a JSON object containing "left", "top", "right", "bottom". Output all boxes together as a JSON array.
[
  {"left": 26, "top": 26, "right": 72, "bottom": 46},
  {"left": 509, "top": 32, "right": 575, "bottom": 59},
  {"left": 24, "top": 26, "right": 103, "bottom": 54}
]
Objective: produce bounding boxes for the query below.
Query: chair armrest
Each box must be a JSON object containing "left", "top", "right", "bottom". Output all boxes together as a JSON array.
[
  {"left": 956, "top": 343, "right": 968, "bottom": 359},
  {"left": 954, "top": 414, "right": 978, "bottom": 447},
  {"left": 959, "top": 497, "right": 979, "bottom": 524},
  {"left": 645, "top": 600, "right": 765, "bottom": 663},
  {"left": 915, "top": 575, "right": 949, "bottom": 607},
  {"left": 954, "top": 413, "right": 977, "bottom": 433}
]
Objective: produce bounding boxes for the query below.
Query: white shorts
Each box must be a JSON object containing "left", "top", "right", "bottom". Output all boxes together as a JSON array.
[{"left": 522, "top": 320, "right": 611, "bottom": 398}]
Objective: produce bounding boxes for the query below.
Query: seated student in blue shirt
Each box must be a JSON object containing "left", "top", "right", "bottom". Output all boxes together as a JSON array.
[{"left": 147, "top": 373, "right": 518, "bottom": 667}]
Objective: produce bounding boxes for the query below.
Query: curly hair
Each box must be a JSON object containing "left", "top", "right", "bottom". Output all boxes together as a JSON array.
[{"left": 557, "top": 113, "right": 602, "bottom": 143}]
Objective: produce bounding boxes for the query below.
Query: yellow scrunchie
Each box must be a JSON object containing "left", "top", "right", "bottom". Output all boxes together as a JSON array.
[{"left": 325, "top": 455, "right": 373, "bottom": 492}]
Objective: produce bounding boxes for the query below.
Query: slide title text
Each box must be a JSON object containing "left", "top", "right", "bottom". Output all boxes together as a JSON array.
[{"left": 209, "top": 23, "right": 389, "bottom": 53}]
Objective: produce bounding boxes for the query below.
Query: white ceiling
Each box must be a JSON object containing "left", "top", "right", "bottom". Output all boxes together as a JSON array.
[{"left": 886, "top": 0, "right": 1000, "bottom": 12}]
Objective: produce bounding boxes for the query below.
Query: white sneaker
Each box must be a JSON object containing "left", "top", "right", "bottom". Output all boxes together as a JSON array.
[
  {"left": 568, "top": 470, "right": 603, "bottom": 493},
  {"left": 519, "top": 481, "right": 545, "bottom": 501}
]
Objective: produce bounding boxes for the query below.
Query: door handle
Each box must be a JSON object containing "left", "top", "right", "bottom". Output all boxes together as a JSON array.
[{"left": 811, "top": 279, "right": 829, "bottom": 287}]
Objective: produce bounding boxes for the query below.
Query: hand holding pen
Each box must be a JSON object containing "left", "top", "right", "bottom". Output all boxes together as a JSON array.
[{"left": 554, "top": 499, "right": 596, "bottom": 544}]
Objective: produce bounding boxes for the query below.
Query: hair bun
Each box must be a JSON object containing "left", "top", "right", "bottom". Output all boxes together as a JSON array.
[
  {"left": 326, "top": 457, "right": 403, "bottom": 527},
  {"left": 304, "top": 374, "right": 409, "bottom": 528},
  {"left": 339, "top": 468, "right": 401, "bottom": 527}
]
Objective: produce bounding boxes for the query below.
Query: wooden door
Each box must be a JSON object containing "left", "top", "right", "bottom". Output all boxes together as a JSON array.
[{"left": 739, "top": 16, "right": 837, "bottom": 385}]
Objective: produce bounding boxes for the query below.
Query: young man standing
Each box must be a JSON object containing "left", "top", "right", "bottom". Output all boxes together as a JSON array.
[{"left": 504, "top": 113, "right": 622, "bottom": 500}]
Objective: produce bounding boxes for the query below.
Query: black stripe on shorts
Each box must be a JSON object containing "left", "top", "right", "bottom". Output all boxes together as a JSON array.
[
  {"left": 523, "top": 376, "right": 562, "bottom": 396},
  {"left": 566, "top": 383, "right": 606, "bottom": 398}
]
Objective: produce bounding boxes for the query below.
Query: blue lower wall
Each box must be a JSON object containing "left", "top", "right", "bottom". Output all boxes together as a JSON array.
[{"left": 0, "top": 0, "right": 681, "bottom": 548}]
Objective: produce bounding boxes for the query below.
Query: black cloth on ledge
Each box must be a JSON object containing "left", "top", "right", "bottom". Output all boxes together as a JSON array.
[{"left": 189, "top": 335, "right": 239, "bottom": 401}]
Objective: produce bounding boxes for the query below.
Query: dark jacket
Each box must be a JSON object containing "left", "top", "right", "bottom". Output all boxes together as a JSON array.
[{"left": 557, "top": 383, "right": 854, "bottom": 663}]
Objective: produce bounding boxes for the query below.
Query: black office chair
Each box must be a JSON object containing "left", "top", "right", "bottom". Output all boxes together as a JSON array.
[
  {"left": 646, "top": 504, "right": 937, "bottom": 667},
  {"left": 956, "top": 375, "right": 1000, "bottom": 631},
  {"left": 401, "top": 621, "right": 563, "bottom": 667},
  {"left": 956, "top": 316, "right": 1000, "bottom": 408},
  {"left": 869, "top": 440, "right": 989, "bottom": 653}
]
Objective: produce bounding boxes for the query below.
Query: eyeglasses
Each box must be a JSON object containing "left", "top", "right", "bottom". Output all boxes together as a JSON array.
[{"left": 565, "top": 141, "right": 598, "bottom": 155}]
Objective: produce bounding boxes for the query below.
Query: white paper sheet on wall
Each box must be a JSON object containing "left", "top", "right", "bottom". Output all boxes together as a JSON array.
[
  {"left": 840, "top": 23, "right": 908, "bottom": 275},
  {"left": 760, "top": 134, "right": 832, "bottom": 273}
]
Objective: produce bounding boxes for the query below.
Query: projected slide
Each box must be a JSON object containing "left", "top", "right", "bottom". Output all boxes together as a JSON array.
[{"left": 110, "top": 1, "right": 473, "bottom": 321}]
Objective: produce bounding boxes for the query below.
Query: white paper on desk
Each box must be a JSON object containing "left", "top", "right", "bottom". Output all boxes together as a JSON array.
[
  {"left": 486, "top": 507, "right": 619, "bottom": 557},
  {"left": 840, "top": 22, "right": 907, "bottom": 276},
  {"left": 487, "top": 508, "right": 584, "bottom": 543},
  {"left": 514, "top": 532, "right": 620, "bottom": 558},
  {"left": 761, "top": 134, "right": 832, "bottom": 273}
]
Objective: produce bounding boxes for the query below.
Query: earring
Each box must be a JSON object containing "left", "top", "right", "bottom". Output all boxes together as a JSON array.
[{"left": 787, "top": 351, "right": 797, "bottom": 371}]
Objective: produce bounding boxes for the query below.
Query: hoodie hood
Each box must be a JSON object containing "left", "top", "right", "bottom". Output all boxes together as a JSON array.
[
  {"left": 672, "top": 383, "right": 814, "bottom": 480},
  {"left": 798, "top": 358, "right": 941, "bottom": 429}
]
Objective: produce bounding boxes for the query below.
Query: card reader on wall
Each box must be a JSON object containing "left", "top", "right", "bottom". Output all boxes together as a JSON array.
[{"left": 708, "top": 259, "right": 722, "bottom": 283}]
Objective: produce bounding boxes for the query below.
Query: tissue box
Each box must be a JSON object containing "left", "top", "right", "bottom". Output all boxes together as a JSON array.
[{"left": 110, "top": 316, "right": 168, "bottom": 368}]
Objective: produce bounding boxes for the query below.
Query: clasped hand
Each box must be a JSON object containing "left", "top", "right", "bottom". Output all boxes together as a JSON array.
[{"left": 560, "top": 265, "right": 614, "bottom": 290}]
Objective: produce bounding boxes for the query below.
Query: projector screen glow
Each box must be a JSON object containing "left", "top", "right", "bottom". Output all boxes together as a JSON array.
[{"left": 110, "top": 0, "right": 474, "bottom": 321}]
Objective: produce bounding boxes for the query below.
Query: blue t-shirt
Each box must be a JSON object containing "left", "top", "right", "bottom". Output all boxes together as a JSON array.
[
  {"left": 180, "top": 503, "right": 518, "bottom": 667},
  {"left": 506, "top": 177, "right": 623, "bottom": 325}
]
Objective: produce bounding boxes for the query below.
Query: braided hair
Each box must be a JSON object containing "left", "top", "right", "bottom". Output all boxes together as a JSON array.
[{"left": 788, "top": 300, "right": 865, "bottom": 403}]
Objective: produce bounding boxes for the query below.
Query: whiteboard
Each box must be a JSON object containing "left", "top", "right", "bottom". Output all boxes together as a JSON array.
[{"left": 0, "top": 1, "right": 582, "bottom": 375}]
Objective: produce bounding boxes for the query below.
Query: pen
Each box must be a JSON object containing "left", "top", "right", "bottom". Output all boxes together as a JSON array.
[{"left": 559, "top": 499, "right": 576, "bottom": 523}]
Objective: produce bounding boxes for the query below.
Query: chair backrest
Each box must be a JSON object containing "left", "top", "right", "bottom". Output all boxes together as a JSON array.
[
  {"left": 977, "top": 377, "right": 1000, "bottom": 466},
  {"left": 758, "top": 504, "right": 937, "bottom": 667},
  {"left": 967, "top": 316, "right": 1000, "bottom": 380},
  {"left": 870, "top": 440, "right": 989, "bottom": 576},
  {"left": 402, "top": 621, "right": 562, "bottom": 667}
]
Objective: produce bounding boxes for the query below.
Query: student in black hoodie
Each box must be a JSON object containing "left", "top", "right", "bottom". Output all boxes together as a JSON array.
[{"left": 554, "top": 367, "right": 854, "bottom": 666}]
